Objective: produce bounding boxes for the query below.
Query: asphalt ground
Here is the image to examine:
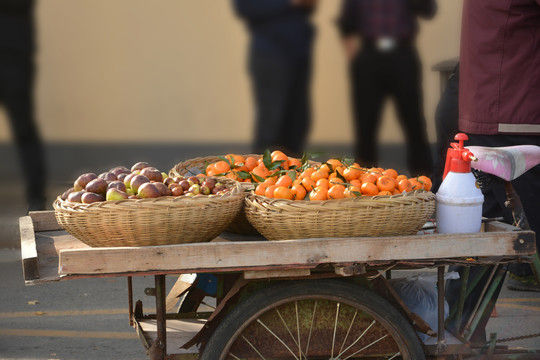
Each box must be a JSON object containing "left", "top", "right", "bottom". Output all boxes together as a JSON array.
[{"left": 1, "top": 250, "right": 539, "bottom": 360}]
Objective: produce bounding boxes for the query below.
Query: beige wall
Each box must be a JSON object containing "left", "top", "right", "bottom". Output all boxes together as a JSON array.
[{"left": 0, "top": 0, "right": 462, "bottom": 145}]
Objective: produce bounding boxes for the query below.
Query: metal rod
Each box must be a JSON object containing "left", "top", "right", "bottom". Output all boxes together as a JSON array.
[
  {"left": 464, "top": 266, "right": 506, "bottom": 341},
  {"left": 461, "top": 266, "right": 498, "bottom": 338},
  {"left": 448, "top": 266, "right": 489, "bottom": 323},
  {"left": 437, "top": 266, "right": 446, "bottom": 347},
  {"left": 155, "top": 274, "right": 167, "bottom": 359},
  {"left": 455, "top": 266, "right": 470, "bottom": 332},
  {"left": 128, "top": 276, "right": 133, "bottom": 326}
]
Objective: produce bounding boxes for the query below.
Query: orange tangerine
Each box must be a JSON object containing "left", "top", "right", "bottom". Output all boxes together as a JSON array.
[
  {"left": 398, "top": 179, "right": 412, "bottom": 193},
  {"left": 265, "top": 185, "right": 277, "bottom": 198},
  {"left": 271, "top": 150, "right": 286, "bottom": 159},
  {"left": 301, "top": 177, "right": 316, "bottom": 192},
  {"left": 271, "top": 151, "right": 289, "bottom": 169},
  {"left": 213, "top": 160, "right": 231, "bottom": 175},
  {"left": 417, "top": 175, "right": 432, "bottom": 191},
  {"left": 350, "top": 179, "right": 363, "bottom": 188},
  {"left": 255, "top": 182, "right": 270, "bottom": 196},
  {"left": 319, "top": 163, "right": 332, "bottom": 174},
  {"left": 327, "top": 158, "right": 343, "bottom": 169},
  {"left": 205, "top": 163, "right": 215, "bottom": 175},
  {"left": 327, "top": 184, "right": 346, "bottom": 199},
  {"left": 309, "top": 186, "right": 328, "bottom": 201},
  {"left": 361, "top": 173, "right": 378, "bottom": 184},
  {"left": 360, "top": 182, "right": 379, "bottom": 196},
  {"left": 329, "top": 176, "right": 343, "bottom": 187},
  {"left": 288, "top": 158, "right": 302, "bottom": 169},
  {"left": 291, "top": 184, "right": 307, "bottom": 200},
  {"left": 316, "top": 178, "right": 329, "bottom": 189},
  {"left": 251, "top": 164, "right": 270, "bottom": 182},
  {"left": 344, "top": 185, "right": 361, "bottom": 198},
  {"left": 409, "top": 178, "right": 423, "bottom": 190},
  {"left": 300, "top": 167, "right": 316, "bottom": 179},
  {"left": 233, "top": 165, "right": 248, "bottom": 173},
  {"left": 311, "top": 169, "right": 329, "bottom": 182},
  {"left": 274, "top": 186, "right": 293, "bottom": 200},
  {"left": 343, "top": 167, "right": 362, "bottom": 181},
  {"left": 377, "top": 175, "right": 396, "bottom": 192},
  {"left": 244, "top": 157, "right": 259, "bottom": 171},
  {"left": 275, "top": 174, "right": 293, "bottom": 188},
  {"left": 383, "top": 168, "right": 398, "bottom": 179},
  {"left": 378, "top": 190, "right": 393, "bottom": 196},
  {"left": 396, "top": 174, "right": 408, "bottom": 183}
]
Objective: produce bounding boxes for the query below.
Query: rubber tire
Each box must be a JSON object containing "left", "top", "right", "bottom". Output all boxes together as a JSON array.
[{"left": 201, "top": 278, "right": 426, "bottom": 360}]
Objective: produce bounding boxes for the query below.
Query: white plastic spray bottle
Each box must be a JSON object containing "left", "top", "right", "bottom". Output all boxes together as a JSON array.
[{"left": 436, "top": 133, "right": 484, "bottom": 234}]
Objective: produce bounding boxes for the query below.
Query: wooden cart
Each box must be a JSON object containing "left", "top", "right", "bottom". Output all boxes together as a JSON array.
[{"left": 21, "top": 210, "right": 538, "bottom": 359}]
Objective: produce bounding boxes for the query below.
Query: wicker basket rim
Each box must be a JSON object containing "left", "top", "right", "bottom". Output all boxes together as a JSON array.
[
  {"left": 246, "top": 189, "right": 434, "bottom": 206},
  {"left": 54, "top": 180, "right": 243, "bottom": 211}
]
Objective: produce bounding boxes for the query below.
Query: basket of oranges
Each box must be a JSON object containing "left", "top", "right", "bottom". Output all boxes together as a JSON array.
[{"left": 240, "top": 156, "right": 436, "bottom": 241}]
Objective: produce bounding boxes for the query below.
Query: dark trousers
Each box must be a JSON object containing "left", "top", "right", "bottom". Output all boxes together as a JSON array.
[
  {"left": 249, "top": 52, "right": 312, "bottom": 158},
  {"left": 350, "top": 44, "right": 433, "bottom": 177},
  {"left": 0, "top": 8, "right": 46, "bottom": 210},
  {"left": 433, "top": 63, "right": 460, "bottom": 192}
]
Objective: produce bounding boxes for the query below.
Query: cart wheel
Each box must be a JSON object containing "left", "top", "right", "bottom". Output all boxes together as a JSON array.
[{"left": 201, "top": 279, "right": 425, "bottom": 360}]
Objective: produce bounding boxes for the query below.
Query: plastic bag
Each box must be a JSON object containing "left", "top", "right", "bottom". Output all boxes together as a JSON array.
[{"left": 390, "top": 272, "right": 459, "bottom": 342}]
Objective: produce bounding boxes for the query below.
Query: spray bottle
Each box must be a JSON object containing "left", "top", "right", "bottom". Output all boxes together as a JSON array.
[{"left": 436, "top": 133, "right": 484, "bottom": 234}]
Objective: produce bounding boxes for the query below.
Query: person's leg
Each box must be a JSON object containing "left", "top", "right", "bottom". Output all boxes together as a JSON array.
[
  {"left": 433, "top": 63, "right": 460, "bottom": 192},
  {"left": 0, "top": 47, "right": 46, "bottom": 211},
  {"left": 248, "top": 52, "right": 293, "bottom": 155},
  {"left": 282, "top": 57, "right": 312, "bottom": 158},
  {"left": 390, "top": 46, "right": 433, "bottom": 177},
  {"left": 350, "top": 47, "right": 386, "bottom": 168}
]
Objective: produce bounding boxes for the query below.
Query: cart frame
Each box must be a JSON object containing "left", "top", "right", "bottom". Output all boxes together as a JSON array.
[{"left": 21, "top": 210, "right": 539, "bottom": 359}]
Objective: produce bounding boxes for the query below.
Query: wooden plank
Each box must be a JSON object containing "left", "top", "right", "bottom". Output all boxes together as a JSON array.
[
  {"left": 244, "top": 268, "right": 311, "bottom": 279},
  {"left": 485, "top": 220, "right": 522, "bottom": 233},
  {"left": 137, "top": 319, "right": 202, "bottom": 355},
  {"left": 19, "top": 216, "right": 39, "bottom": 281},
  {"left": 28, "top": 210, "right": 61, "bottom": 232},
  {"left": 58, "top": 231, "right": 535, "bottom": 276},
  {"left": 165, "top": 276, "right": 193, "bottom": 312}
]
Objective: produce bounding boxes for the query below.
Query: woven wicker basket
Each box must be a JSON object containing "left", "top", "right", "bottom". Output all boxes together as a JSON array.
[
  {"left": 169, "top": 155, "right": 261, "bottom": 235},
  {"left": 244, "top": 191, "right": 436, "bottom": 241},
  {"left": 53, "top": 179, "right": 244, "bottom": 247},
  {"left": 169, "top": 154, "right": 321, "bottom": 235}
]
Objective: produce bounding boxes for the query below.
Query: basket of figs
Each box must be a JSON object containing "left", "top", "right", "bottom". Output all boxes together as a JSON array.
[{"left": 53, "top": 162, "right": 244, "bottom": 247}]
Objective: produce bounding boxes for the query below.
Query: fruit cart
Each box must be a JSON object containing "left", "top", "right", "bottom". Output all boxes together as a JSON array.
[{"left": 20, "top": 210, "right": 539, "bottom": 359}]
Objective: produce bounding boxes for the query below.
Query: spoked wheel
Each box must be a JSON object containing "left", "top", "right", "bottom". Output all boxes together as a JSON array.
[{"left": 201, "top": 279, "right": 425, "bottom": 360}]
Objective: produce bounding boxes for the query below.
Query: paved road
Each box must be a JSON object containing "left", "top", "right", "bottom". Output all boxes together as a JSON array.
[{"left": 1, "top": 249, "right": 539, "bottom": 360}]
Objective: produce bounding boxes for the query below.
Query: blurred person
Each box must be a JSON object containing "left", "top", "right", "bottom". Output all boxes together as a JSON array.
[
  {"left": 457, "top": 0, "right": 540, "bottom": 291},
  {"left": 232, "top": 0, "right": 317, "bottom": 158},
  {"left": 444, "top": 0, "right": 540, "bottom": 344},
  {"left": 337, "top": 0, "right": 436, "bottom": 177},
  {"left": 0, "top": 0, "right": 47, "bottom": 211}
]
